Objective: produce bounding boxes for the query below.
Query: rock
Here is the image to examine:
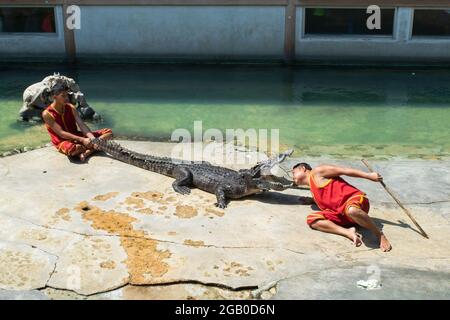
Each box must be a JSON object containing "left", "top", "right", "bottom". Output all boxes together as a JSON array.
[
  {"left": 93, "top": 113, "right": 102, "bottom": 122},
  {"left": 20, "top": 74, "right": 99, "bottom": 122},
  {"left": 260, "top": 291, "right": 272, "bottom": 300}
]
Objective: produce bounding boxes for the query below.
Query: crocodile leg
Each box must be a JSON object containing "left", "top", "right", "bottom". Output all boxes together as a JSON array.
[
  {"left": 214, "top": 186, "right": 228, "bottom": 209},
  {"left": 172, "top": 167, "right": 192, "bottom": 195}
]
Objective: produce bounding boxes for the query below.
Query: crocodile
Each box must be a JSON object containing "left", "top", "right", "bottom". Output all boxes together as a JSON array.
[{"left": 92, "top": 138, "right": 295, "bottom": 208}]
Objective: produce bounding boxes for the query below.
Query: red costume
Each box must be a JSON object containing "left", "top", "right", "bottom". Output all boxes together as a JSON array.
[
  {"left": 307, "top": 173, "right": 370, "bottom": 227},
  {"left": 44, "top": 103, "right": 112, "bottom": 156}
]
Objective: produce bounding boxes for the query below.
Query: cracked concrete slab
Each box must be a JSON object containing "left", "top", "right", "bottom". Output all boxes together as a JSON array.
[
  {"left": 0, "top": 213, "right": 83, "bottom": 255},
  {"left": 0, "top": 141, "right": 449, "bottom": 299},
  {"left": 47, "top": 236, "right": 129, "bottom": 295},
  {"left": 0, "top": 289, "right": 49, "bottom": 300},
  {"left": 361, "top": 159, "right": 450, "bottom": 204},
  {"left": 91, "top": 284, "right": 253, "bottom": 300},
  {"left": 272, "top": 266, "right": 450, "bottom": 300},
  {"left": 0, "top": 241, "right": 57, "bottom": 291},
  {"left": 41, "top": 284, "right": 253, "bottom": 300}
]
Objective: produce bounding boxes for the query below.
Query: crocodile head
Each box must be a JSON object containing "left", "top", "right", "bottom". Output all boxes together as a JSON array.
[{"left": 244, "top": 149, "right": 295, "bottom": 191}]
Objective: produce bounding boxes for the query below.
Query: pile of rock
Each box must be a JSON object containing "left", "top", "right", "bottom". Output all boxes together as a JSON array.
[{"left": 1, "top": 143, "right": 52, "bottom": 157}]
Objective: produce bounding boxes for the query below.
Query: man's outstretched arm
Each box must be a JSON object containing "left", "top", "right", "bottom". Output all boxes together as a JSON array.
[{"left": 316, "top": 165, "right": 382, "bottom": 182}]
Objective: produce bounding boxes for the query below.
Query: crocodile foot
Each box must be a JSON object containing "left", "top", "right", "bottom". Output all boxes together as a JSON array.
[
  {"left": 173, "top": 185, "right": 191, "bottom": 195},
  {"left": 214, "top": 201, "right": 227, "bottom": 209}
]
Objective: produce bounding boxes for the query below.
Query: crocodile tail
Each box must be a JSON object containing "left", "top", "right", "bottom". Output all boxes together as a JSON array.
[
  {"left": 92, "top": 138, "right": 176, "bottom": 177},
  {"left": 92, "top": 138, "right": 131, "bottom": 160}
]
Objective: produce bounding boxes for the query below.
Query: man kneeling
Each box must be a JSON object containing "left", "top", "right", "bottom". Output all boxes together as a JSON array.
[
  {"left": 292, "top": 162, "right": 392, "bottom": 252},
  {"left": 42, "top": 84, "right": 112, "bottom": 161}
]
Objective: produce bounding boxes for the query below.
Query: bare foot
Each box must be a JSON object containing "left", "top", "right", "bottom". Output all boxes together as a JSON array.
[
  {"left": 79, "top": 153, "right": 87, "bottom": 162},
  {"left": 79, "top": 148, "right": 96, "bottom": 162},
  {"left": 348, "top": 227, "right": 363, "bottom": 247},
  {"left": 380, "top": 233, "right": 392, "bottom": 252}
]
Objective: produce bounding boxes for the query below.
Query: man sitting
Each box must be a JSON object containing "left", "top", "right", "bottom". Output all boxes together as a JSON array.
[{"left": 42, "top": 84, "right": 112, "bottom": 162}]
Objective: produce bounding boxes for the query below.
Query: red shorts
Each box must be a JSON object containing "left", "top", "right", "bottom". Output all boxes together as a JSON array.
[
  {"left": 307, "top": 194, "right": 370, "bottom": 227},
  {"left": 56, "top": 128, "right": 113, "bottom": 156}
]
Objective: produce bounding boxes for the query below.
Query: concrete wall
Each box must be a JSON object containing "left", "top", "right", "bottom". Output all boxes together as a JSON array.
[
  {"left": 0, "top": 6, "right": 65, "bottom": 57},
  {"left": 295, "top": 7, "right": 450, "bottom": 62},
  {"left": 0, "top": 5, "right": 449, "bottom": 63},
  {"left": 74, "top": 6, "right": 285, "bottom": 59}
]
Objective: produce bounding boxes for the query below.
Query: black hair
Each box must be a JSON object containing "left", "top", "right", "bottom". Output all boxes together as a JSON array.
[
  {"left": 292, "top": 162, "right": 312, "bottom": 171},
  {"left": 51, "top": 84, "right": 68, "bottom": 96}
]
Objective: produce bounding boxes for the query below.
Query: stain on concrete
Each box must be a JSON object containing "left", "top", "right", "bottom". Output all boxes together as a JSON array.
[
  {"left": 55, "top": 208, "right": 71, "bottom": 221},
  {"left": 266, "top": 260, "right": 283, "bottom": 272},
  {"left": 74, "top": 201, "right": 171, "bottom": 283},
  {"left": 183, "top": 239, "right": 205, "bottom": 247},
  {"left": 137, "top": 208, "right": 154, "bottom": 215},
  {"left": 131, "top": 191, "right": 164, "bottom": 202},
  {"left": 0, "top": 243, "right": 56, "bottom": 290},
  {"left": 164, "top": 196, "right": 176, "bottom": 203},
  {"left": 100, "top": 261, "right": 116, "bottom": 269},
  {"left": 223, "top": 262, "right": 253, "bottom": 277},
  {"left": 175, "top": 205, "right": 198, "bottom": 219},
  {"left": 93, "top": 192, "right": 119, "bottom": 201},
  {"left": 205, "top": 208, "right": 224, "bottom": 217},
  {"left": 46, "top": 208, "right": 72, "bottom": 226},
  {"left": 88, "top": 283, "right": 253, "bottom": 300},
  {"left": 124, "top": 196, "right": 145, "bottom": 209},
  {"left": 20, "top": 229, "right": 48, "bottom": 241}
]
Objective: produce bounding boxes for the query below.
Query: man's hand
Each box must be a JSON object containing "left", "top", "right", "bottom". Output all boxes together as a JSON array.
[
  {"left": 80, "top": 137, "right": 93, "bottom": 148},
  {"left": 368, "top": 172, "right": 383, "bottom": 182}
]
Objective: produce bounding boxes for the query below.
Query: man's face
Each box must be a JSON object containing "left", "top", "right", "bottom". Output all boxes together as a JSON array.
[
  {"left": 292, "top": 167, "right": 307, "bottom": 186},
  {"left": 53, "top": 90, "right": 69, "bottom": 104}
]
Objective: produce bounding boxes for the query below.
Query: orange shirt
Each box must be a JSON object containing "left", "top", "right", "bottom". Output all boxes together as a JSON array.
[
  {"left": 309, "top": 173, "right": 365, "bottom": 213},
  {"left": 44, "top": 104, "right": 82, "bottom": 146}
]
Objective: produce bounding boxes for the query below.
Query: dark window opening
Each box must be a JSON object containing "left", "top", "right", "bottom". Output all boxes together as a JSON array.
[
  {"left": 413, "top": 10, "right": 450, "bottom": 36},
  {"left": 0, "top": 7, "right": 55, "bottom": 33},
  {"left": 305, "top": 8, "right": 395, "bottom": 36}
]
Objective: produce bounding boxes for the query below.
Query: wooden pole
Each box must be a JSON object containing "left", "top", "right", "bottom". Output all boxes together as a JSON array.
[
  {"left": 284, "top": 0, "right": 297, "bottom": 64},
  {"left": 361, "top": 159, "right": 429, "bottom": 239},
  {"left": 62, "top": 3, "right": 77, "bottom": 64}
]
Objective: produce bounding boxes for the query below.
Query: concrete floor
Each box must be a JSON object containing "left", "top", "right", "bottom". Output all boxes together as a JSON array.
[{"left": 0, "top": 141, "right": 448, "bottom": 300}]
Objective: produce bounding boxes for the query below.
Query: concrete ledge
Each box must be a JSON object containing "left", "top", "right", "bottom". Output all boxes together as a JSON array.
[{"left": 0, "top": 141, "right": 448, "bottom": 299}]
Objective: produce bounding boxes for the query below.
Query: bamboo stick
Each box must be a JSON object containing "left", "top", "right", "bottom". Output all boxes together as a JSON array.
[{"left": 361, "top": 159, "right": 429, "bottom": 239}]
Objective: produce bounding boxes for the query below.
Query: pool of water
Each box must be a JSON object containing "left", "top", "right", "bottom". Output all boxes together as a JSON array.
[{"left": 1, "top": 63, "right": 449, "bottom": 158}]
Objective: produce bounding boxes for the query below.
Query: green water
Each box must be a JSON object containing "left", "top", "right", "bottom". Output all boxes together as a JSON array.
[{"left": 1, "top": 64, "right": 449, "bottom": 158}]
